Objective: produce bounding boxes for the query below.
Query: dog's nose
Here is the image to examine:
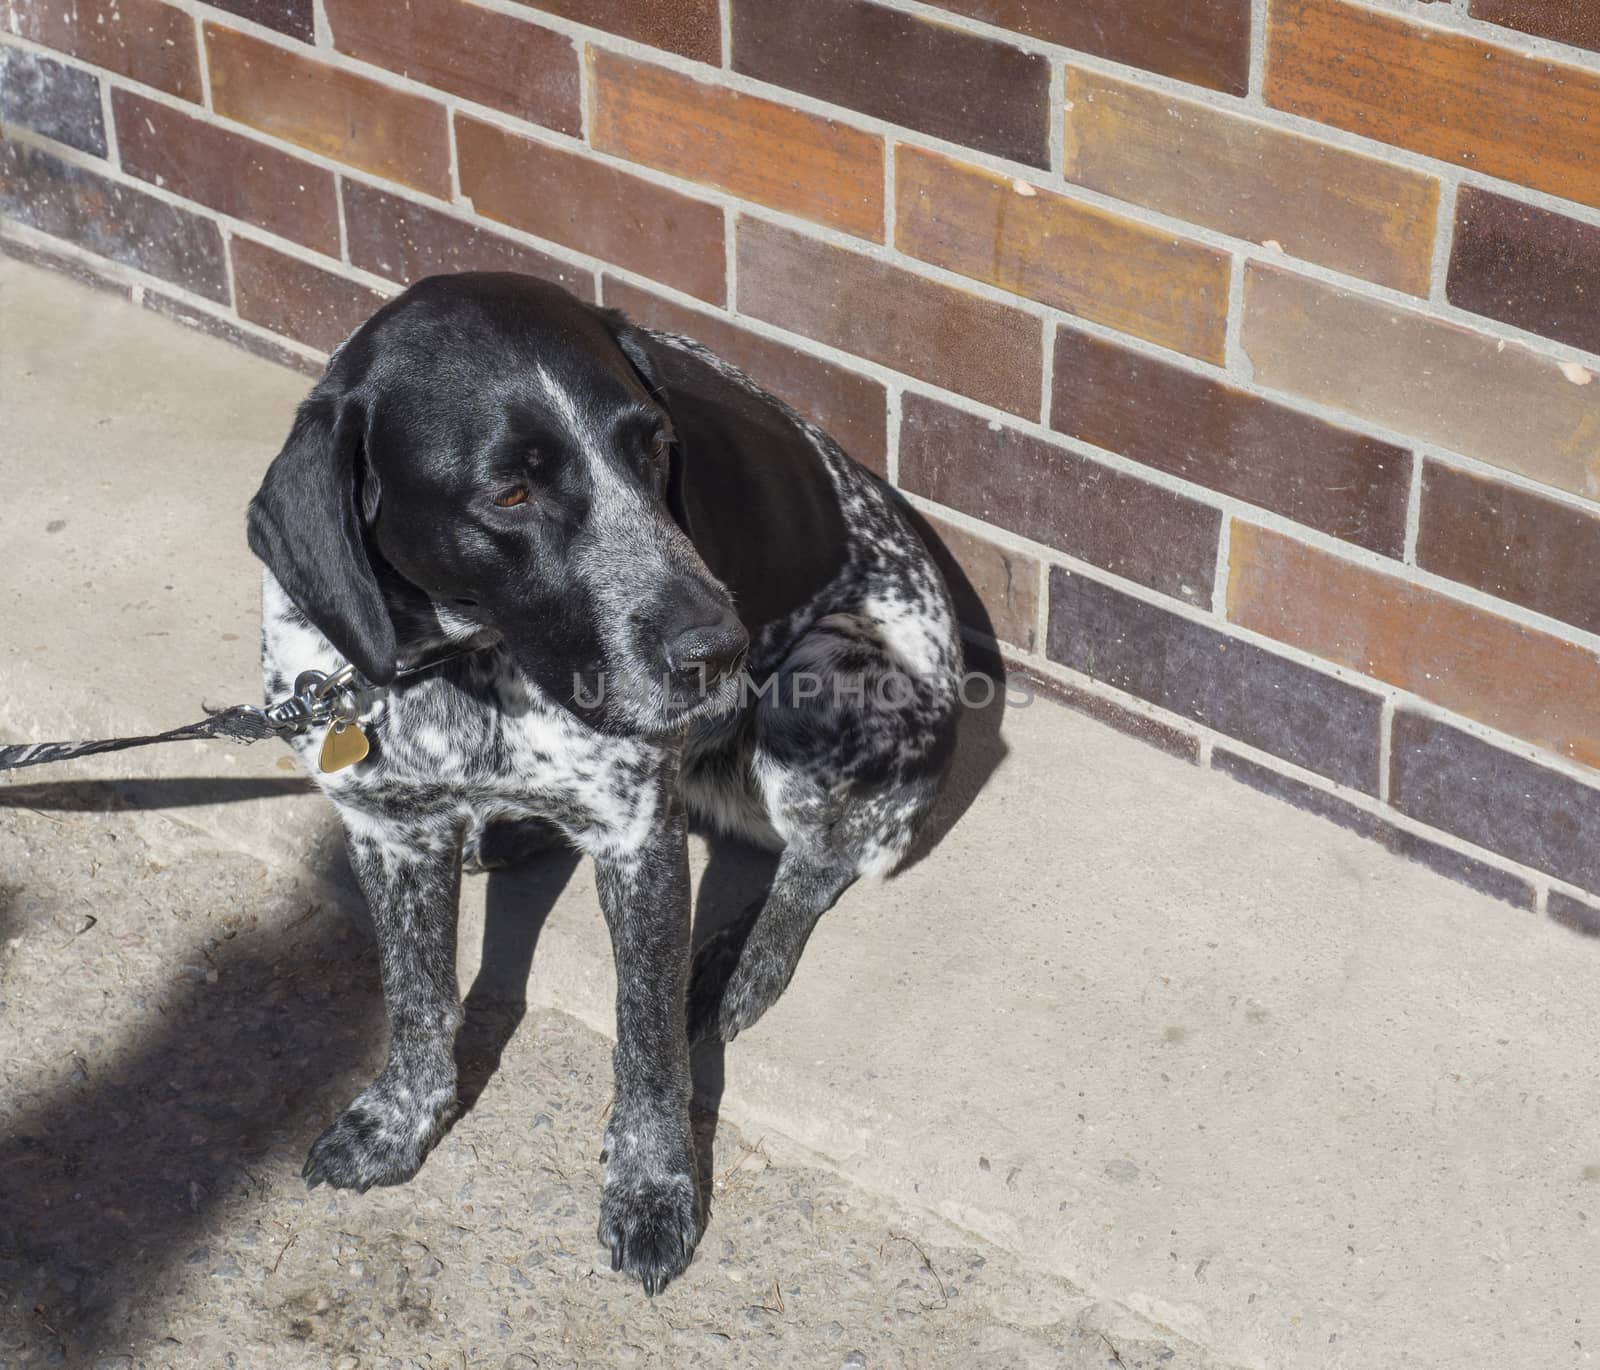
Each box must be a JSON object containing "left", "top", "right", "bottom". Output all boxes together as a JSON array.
[{"left": 665, "top": 616, "right": 749, "bottom": 681}]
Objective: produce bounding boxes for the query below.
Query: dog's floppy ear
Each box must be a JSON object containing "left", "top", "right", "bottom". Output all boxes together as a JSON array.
[
  {"left": 607, "top": 316, "right": 695, "bottom": 540},
  {"left": 246, "top": 390, "right": 398, "bottom": 685}
]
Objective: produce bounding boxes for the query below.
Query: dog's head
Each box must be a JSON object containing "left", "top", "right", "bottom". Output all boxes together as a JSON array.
[{"left": 247, "top": 272, "right": 748, "bottom": 736}]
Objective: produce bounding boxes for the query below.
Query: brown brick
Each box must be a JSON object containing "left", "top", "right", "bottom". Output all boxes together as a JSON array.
[
  {"left": 897, "top": 146, "right": 1229, "bottom": 364},
  {"left": 143, "top": 290, "right": 321, "bottom": 376},
  {"left": 1003, "top": 659, "right": 1202, "bottom": 762},
  {"left": 1212, "top": 748, "right": 1536, "bottom": 907},
  {"left": 203, "top": 0, "right": 314, "bottom": 42},
  {"left": 905, "top": 512, "right": 1039, "bottom": 651},
  {"left": 928, "top": 0, "right": 1250, "bottom": 95},
  {"left": 511, "top": 0, "right": 719, "bottom": 64},
  {"left": 1447, "top": 187, "right": 1600, "bottom": 357},
  {"left": 0, "top": 141, "right": 227, "bottom": 301},
  {"left": 232, "top": 237, "right": 388, "bottom": 354},
  {"left": 1548, "top": 891, "right": 1600, "bottom": 938},
  {"left": 113, "top": 89, "right": 339, "bottom": 256},
  {"left": 1417, "top": 460, "right": 1600, "bottom": 639},
  {"left": 1242, "top": 264, "right": 1600, "bottom": 501},
  {"left": 1469, "top": 0, "right": 1600, "bottom": 55},
  {"left": 1391, "top": 709, "right": 1600, "bottom": 894},
  {"left": 601, "top": 276, "right": 887, "bottom": 472},
  {"left": 206, "top": 23, "right": 450, "bottom": 198},
  {"left": 590, "top": 49, "right": 883, "bottom": 240},
  {"left": 1048, "top": 567, "right": 1383, "bottom": 791},
  {"left": 1229, "top": 521, "right": 1600, "bottom": 769},
  {"left": 0, "top": 233, "right": 132, "bottom": 298},
  {"left": 737, "top": 217, "right": 1041, "bottom": 417},
  {"left": 344, "top": 180, "right": 593, "bottom": 299},
  {"left": 0, "top": 48, "right": 107, "bottom": 156},
  {"left": 6, "top": 0, "right": 200, "bottom": 101},
  {"left": 1267, "top": 0, "right": 1600, "bottom": 211},
  {"left": 1062, "top": 67, "right": 1438, "bottom": 297},
  {"left": 1052, "top": 326, "right": 1411, "bottom": 556},
  {"left": 327, "top": 0, "right": 579, "bottom": 134},
  {"left": 901, "top": 394, "right": 1220, "bottom": 607},
  {"left": 732, "top": 0, "right": 1050, "bottom": 168},
  {"left": 456, "top": 115, "right": 725, "bottom": 304}
]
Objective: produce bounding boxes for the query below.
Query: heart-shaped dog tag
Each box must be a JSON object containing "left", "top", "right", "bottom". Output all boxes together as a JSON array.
[{"left": 319, "top": 720, "right": 370, "bottom": 773}]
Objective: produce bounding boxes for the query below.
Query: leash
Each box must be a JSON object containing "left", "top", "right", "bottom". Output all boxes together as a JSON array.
[{"left": 0, "top": 647, "right": 483, "bottom": 776}]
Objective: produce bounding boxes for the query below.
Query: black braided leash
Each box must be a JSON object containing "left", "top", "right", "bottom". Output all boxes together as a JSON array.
[
  {"left": 0, "top": 707, "right": 285, "bottom": 771},
  {"left": 0, "top": 664, "right": 362, "bottom": 773},
  {"left": 0, "top": 649, "right": 484, "bottom": 773}
]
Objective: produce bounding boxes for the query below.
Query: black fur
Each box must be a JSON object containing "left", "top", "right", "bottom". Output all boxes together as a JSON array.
[{"left": 252, "top": 273, "right": 963, "bottom": 1295}]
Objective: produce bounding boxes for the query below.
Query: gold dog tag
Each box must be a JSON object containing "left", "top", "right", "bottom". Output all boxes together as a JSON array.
[{"left": 319, "top": 720, "right": 370, "bottom": 773}]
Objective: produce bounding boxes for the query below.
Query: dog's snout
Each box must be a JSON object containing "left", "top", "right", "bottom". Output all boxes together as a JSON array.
[{"left": 665, "top": 615, "right": 748, "bottom": 680}]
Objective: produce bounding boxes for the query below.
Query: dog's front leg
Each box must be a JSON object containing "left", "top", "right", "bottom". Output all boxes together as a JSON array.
[
  {"left": 592, "top": 796, "right": 699, "bottom": 1295},
  {"left": 303, "top": 812, "right": 465, "bottom": 1192}
]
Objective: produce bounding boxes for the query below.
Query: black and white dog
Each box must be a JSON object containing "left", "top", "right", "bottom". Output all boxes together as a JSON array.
[{"left": 249, "top": 273, "right": 963, "bottom": 1293}]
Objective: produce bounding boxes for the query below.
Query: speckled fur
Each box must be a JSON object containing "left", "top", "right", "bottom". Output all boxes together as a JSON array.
[{"left": 257, "top": 281, "right": 961, "bottom": 1296}]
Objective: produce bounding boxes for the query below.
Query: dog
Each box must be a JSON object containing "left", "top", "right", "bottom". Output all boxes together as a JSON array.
[{"left": 248, "top": 272, "right": 963, "bottom": 1294}]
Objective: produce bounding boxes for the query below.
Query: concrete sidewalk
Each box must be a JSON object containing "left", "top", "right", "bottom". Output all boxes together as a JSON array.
[{"left": 4, "top": 256, "right": 1598, "bottom": 1369}]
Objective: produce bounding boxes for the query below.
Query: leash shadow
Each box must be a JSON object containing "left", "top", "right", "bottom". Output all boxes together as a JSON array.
[{"left": 0, "top": 775, "right": 313, "bottom": 811}]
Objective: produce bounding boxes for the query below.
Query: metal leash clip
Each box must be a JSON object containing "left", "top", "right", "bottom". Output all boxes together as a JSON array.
[{"left": 258, "top": 663, "right": 362, "bottom": 737}]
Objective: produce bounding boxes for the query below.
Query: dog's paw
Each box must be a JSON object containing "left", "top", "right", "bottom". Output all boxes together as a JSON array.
[
  {"left": 686, "top": 924, "right": 746, "bottom": 1045},
  {"left": 688, "top": 929, "right": 787, "bottom": 1044},
  {"left": 302, "top": 1082, "right": 458, "bottom": 1193},
  {"left": 597, "top": 1172, "right": 701, "bottom": 1296}
]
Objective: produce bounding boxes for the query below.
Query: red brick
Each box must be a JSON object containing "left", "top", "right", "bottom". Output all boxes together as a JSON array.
[
  {"left": 901, "top": 394, "right": 1221, "bottom": 608},
  {"left": 456, "top": 114, "right": 726, "bottom": 304},
  {"left": 736, "top": 216, "right": 1042, "bottom": 418},
  {"left": 344, "top": 180, "right": 593, "bottom": 300},
  {"left": 1052, "top": 326, "right": 1411, "bottom": 556},
  {"left": 590, "top": 49, "right": 883, "bottom": 240},
  {"left": 732, "top": 0, "right": 1050, "bottom": 168},
  {"left": 897, "top": 145, "right": 1230, "bottom": 365},
  {"left": 1416, "top": 460, "right": 1600, "bottom": 639},
  {"left": 327, "top": 0, "right": 580, "bottom": 134},
  {"left": 928, "top": 0, "right": 1251, "bottom": 95},
  {"left": 512, "top": 0, "right": 719, "bottom": 64},
  {"left": 910, "top": 513, "right": 1040, "bottom": 651},
  {"left": 231, "top": 237, "right": 389, "bottom": 354},
  {"left": 114, "top": 89, "right": 340, "bottom": 256},
  {"left": 1063, "top": 66, "right": 1438, "bottom": 297},
  {"left": 206, "top": 23, "right": 451, "bottom": 198},
  {"left": 1229, "top": 521, "right": 1600, "bottom": 770},
  {"left": 1267, "top": 0, "right": 1600, "bottom": 211},
  {"left": 601, "top": 277, "right": 887, "bottom": 473},
  {"left": 7, "top": 0, "right": 200, "bottom": 100}
]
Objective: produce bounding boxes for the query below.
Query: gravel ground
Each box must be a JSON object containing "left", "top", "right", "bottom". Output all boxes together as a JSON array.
[{"left": 0, "top": 795, "right": 1211, "bottom": 1370}]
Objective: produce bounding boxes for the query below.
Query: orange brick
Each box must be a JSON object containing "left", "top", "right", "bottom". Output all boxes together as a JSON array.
[
  {"left": 327, "top": 0, "right": 580, "bottom": 134},
  {"left": 1241, "top": 264, "right": 1600, "bottom": 502},
  {"left": 456, "top": 114, "right": 727, "bottom": 303},
  {"left": 1063, "top": 66, "right": 1438, "bottom": 296},
  {"left": 205, "top": 24, "right": 450, "bottom": 198},
  {"left": 589, "top": 49, "right": 884, "bottom": 240},
  {"left": 6, "top": 0, "right": 200, "bottom": 101},
  {"left": 1228, "top": 521, "right": 1600, "bottom": 769},
  {"left": 895, "top": 145, "right": 1229, "bottom": 364},
  {"left": 1267, "top": 0, "right": 1600, "bottom": 211}
]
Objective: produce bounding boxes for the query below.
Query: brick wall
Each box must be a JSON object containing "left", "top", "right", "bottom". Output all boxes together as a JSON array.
[{"left": 5, "top": 0, "right": 1600, "bottom": 926}]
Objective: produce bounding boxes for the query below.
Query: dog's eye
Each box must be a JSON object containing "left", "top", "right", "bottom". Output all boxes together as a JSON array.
[{"left": 494, "top": 486, "right": 529, "bottom": 508}]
